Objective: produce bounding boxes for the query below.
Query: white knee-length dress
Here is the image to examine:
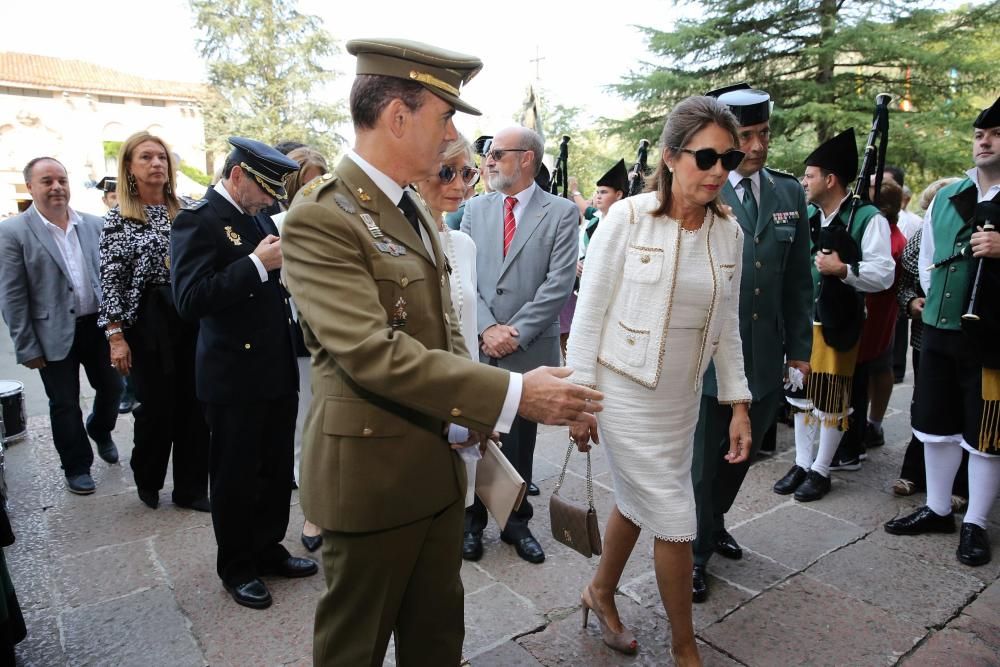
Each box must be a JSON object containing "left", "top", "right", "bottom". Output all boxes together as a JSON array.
[{"left": 597, "top": 225, "right": 713, "bottom": 541}]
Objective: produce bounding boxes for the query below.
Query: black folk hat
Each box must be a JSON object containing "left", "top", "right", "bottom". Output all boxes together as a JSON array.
[
  {"left": 973, "top": 96, "right": 1000, "bottom": 129},
  {"left": 596, "top": 159, "right": 628, "bottom": 193},
  {"left": 227, "top": 137, "right": 301, "bottom": 201},
  {"left": 96, "top": 176, "right": 116, "bottom": 193},
  {"left": 805, "top": 128, "right": 859, "bottom": 188}
]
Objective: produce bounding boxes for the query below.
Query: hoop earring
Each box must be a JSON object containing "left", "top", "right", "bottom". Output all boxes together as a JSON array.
[
  {"left": 165, "top": 181, "right": 172, "bottom": 196},
  {"left": 127, "top": 173, "right": 137, "bottom": 195}
]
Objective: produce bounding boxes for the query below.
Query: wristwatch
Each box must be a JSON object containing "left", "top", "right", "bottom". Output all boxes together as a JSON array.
[{"left": 104, "top": 327, "right": 123, "bottom": 340}]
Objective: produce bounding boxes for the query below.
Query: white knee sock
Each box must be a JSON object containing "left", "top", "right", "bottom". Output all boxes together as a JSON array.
[
  {"left": 811, "top": 419, "right": 842, "bottom": 477},
  {"left": 924, "top": 441, "right": 963, "bottom": 516},
  {"left": 793, "top": 412, "right": 816, "bottom": 470},
  {"left": 964, "top": 453, "right": 1000, "bottom": 529}
]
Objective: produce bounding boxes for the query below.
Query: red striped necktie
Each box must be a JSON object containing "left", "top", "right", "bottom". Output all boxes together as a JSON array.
[{"left": 503, "top": 195, "right": 517, "bottom": 257}]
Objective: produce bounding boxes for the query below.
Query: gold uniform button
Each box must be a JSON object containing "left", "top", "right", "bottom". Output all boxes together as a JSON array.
[
  {"left": 450, "top": 408, "right": 462, "bottom": 417},
  {"left": 755, "top": 261, "right": 762, "bottom": 269},
  {"left": 950, "top": 266, "right": 957, "bottom": 273},
  {"left": 626, "top": 337, "right": 635, "bottom": 345},
  {"left": 400, "top": 277, "right": 409, "bottom": 287},
  {"left": 940, "top": 317, "right": 948, "bottom": 324},
  {"left": 754, "top": 288, "right": 761, "bottom": 295},
  {"left": 640, "top": 255, "right": 651, "bottom": 264},
  {"left": 440, "top": 275, "right": 446, "bottom": 287},
  {"left": 752, "top": 313, "right": 759, "bottom": 321},
  {"left": 362, "top": 427, "right": 373, "bottom": 437},
  {"left": 945, "top": 292, "right": 951, "bottom": 298},
  {"left": 754, "top": 237, "right": 760, "bottom": 244},
  {"left": 244, "top": 343, "right": 251, "bottom": 350}
]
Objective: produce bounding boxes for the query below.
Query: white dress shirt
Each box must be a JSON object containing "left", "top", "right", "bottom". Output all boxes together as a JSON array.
[
  {"left": 38, "top": 208, "right": 98, "bottom": 316},
  {"left": 820, "top": 195, "right": 895, "bottom": 293},
  {"left": 214, "top": 181, "right": 268, "bottom": 283},
  {"left": 346, "top": 150, "right": 522, "bottom": 434},
  {"left": 500, "top": 181, "right": 538, "bottom": 231},
  {"left": 918, "top": 167, "right": 1000, "bottom": 294}
]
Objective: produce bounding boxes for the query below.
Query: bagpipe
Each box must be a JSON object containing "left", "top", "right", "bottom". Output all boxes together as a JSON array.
[
  {"left": 816, "top": 94, "right": 891, "bottom": 352},
  {"left": 961, "top": 201, "right": 1000, "bottom": 370},
  {"left": 627, "top": 140, "right": 650, "bottom": 197},
  {"left": 549, "top": 135, "right": 570, "bottom": 198}
]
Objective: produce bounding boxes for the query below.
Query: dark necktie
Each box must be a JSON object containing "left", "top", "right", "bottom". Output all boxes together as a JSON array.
[
  {"left": 740, "top": 177, "right": 758, "bottom": 223},
  {"left": 398, "top": 191, "right": 421, "bottom": 236}
]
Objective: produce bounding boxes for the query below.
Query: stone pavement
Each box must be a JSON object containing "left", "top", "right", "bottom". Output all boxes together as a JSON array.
[{"left": 4, "top": 359, "right": 999, "bottom": 665}]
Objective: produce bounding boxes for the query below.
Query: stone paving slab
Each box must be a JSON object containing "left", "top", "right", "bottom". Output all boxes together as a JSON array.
[
  {"left": 730, "top": 503, "right": 867, "bottom": 570},
  {"left": 902, "top": 628, "right": 1000, "bottom": 667}
]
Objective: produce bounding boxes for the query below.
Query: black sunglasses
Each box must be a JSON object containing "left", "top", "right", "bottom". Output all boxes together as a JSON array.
[
  {"left": 439, "top": 165, "right": 480, "bottom": 187},
  {"left": 485, "top": 148, "right": 530, "bottom": 162},
  {"left": 671, "top": 147, "right": 746, "bottom": 171}
]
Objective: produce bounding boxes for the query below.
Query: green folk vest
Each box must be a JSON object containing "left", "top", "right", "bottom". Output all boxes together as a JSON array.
[
  {"left": 808, "top": 202, "right": 878, "bottom": 301},
  {"left": 923, "top": 178, "right": 975, "bottom": 331}
]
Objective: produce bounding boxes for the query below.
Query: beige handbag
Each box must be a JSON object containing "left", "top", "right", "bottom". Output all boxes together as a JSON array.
[
  {"left": 475, "top": 439, "right": 527, "bottom": 531},
  {"left": 549, "top": 439, "right": 602, "bottom": 558}
]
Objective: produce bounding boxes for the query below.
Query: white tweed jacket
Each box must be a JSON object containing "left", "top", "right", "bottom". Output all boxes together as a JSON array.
[{"left": 566, "top": 191, "right": 751, "bottom": 402}]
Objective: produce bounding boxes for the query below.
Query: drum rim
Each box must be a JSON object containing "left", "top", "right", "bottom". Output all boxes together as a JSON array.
[{"left": 0, "top": 380, "right": 24, "bottom": 397}]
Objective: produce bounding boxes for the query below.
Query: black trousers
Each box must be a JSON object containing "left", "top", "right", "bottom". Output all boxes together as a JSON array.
[
  {"left": 37, "top": 315, "right": 121, "bottom": 477},
  {"left": 465, "top": 415, "right": 536, "bottom": 539},
  {"left": 125, "top": 320, "right": 208, "bottom": 501},
  {"left": 204, "top": 395, "right": 297, "bottom": 585},
  {"left": 836, "top": 359, "right": 872, "bottom": 460}
]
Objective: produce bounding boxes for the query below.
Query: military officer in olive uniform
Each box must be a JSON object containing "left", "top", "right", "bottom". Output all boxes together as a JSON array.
[
  {"left": 691, "top": 84, "right": 813, "bottom": 602},
  {"left": 171, "top": 138, "right": 318, "bottom": 610},
  {"left": 281, "top": 38, "right": 603, "bottom": 666}
]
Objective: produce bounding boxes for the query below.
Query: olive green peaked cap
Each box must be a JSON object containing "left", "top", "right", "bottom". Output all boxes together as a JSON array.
[{"left": 346, "top": 38, "right": 484, "bottom": 116}]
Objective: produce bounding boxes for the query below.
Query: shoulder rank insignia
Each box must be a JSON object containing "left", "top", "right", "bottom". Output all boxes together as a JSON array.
[
  {"left": 184, "top": 198, "right": 208, "bottom": 211},
  {"left": 334, "top": 193, "right": 356, "bottom": 214},
  {"left": 766, "top": 166, "right": 798, "bottom": 180},
  {"left": 224, "top": 226, "right": 243, "bottom": 246},
  {"left": 391, "top": 297, "right": 408, "bottom": 328},
  {"left": 375, "top": 238, "right": 407, "bottom": 256}
]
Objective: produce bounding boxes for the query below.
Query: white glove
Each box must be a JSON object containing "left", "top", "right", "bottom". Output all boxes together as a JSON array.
[{"left": 784, "top": 366, "right": 805, "bottom": 392}]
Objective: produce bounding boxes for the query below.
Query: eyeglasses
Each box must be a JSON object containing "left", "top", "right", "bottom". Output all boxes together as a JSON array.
[
  {"left": 439, "top": 164, "right": 480, "bottom": 187},
  {"left": 671, "top": 147, "right": 746, "bottom": 171},
  {"left": 485, "top": 148, "right": 530, "bottom": 162}
]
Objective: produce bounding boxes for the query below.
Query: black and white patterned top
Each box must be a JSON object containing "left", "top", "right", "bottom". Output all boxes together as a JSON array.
[
  {"left": 895, "top": 228, "right": 923, "bottom": 351},
  {"left": 98, "top": 204, "right": 175, "bottom": 328}
]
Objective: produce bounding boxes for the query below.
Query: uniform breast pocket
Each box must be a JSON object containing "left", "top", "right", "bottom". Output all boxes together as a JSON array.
[
  {"left": 623, "top": 246, "right": 664, "bottom": 284},
  {"left": 372, "top": 261, "right": 427, "bottom": 333},
  {"left": 774, "top": 224, "right": 796, "bottom": 269},
  {"left": 613, "top": 320, "right": 650, "bottom": 367}
]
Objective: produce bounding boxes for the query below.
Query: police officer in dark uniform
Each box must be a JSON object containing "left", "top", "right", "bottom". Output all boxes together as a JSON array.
[{"left": 170, "top": 137, "right": 317, "bottom": 610}]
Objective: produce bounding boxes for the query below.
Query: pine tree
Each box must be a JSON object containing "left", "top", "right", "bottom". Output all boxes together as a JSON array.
[
  {"left": 190, "top": 0, "right": 346, "bottom": 163},
  {"left": 610, "top": 0, "right": 998, "bottom": 188}
]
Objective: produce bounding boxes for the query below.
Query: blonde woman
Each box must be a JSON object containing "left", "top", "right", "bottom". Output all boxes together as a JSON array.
[{"left": 99, "top": 131, "right": 209, "bottom": 512}]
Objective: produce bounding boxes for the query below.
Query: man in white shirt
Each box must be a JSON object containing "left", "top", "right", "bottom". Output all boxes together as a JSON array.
[{"left": 0, "top": 158, "right": 122, "bottom": 494}]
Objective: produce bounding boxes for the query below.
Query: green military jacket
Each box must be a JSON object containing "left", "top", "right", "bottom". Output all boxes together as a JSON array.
[
  {"left": 703, "top": 167, "right": 813, "bottom": 401},
  {"left": 282, "top": 156, "right": 510, "bottom": 534}
]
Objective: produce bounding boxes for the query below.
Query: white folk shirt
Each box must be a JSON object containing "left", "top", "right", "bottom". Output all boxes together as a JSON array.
[
  {"left": 345, "top": 149, "right": 522, "bottom": 435},
  {"left": 918, "top": 167, "right": 1000, "bottom": 294},
  {"left": 39, "top": 209, "right": 98, "bottom": 316},
  {"left": 820, "top": 196, "right": 895, "bottom": 293}
]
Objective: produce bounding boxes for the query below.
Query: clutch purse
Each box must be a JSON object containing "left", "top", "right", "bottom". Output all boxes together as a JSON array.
[
  {"left": 474, "top": 439, "right": 526, "bottom": 531},
  {"left": 549, "top": 439, "right": 602, "bottom": 558}
]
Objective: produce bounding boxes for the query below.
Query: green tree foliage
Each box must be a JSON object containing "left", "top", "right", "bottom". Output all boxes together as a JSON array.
[
  {"left": 610, "top": 0, "right": 999, "bottom": 192},
  {"left": 189, "top": 0, "right": 346, "bottom": 162},
  {"left": 541, "top": 101, "right": 632, "bottom": 196}
]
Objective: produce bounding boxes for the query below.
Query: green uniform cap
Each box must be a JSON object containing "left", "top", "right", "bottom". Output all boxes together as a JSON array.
[{"left": 346, "top": 38, "right": 483, "bottom": 116}]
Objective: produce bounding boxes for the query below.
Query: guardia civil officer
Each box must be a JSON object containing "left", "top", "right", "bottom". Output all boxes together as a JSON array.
[
  {"left": 885, "top": 97, "right": 1000, "bottom": 566},
  {"left": 690, "top": 84, "right": 813, "bottom": 602},
  {"left": 281, "top": 38, "right": 603, "bottom": 666},
  {"left": 170, "top": 138, "right": 317, "bottom": 610}
]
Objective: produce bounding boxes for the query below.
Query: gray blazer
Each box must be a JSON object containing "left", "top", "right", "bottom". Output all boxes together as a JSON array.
[
  {"left": 461, "top": 187, "right": 579, "bottom": 373},
  {"left": 0, "top": 205, "right": 104, "bottom": 364}
]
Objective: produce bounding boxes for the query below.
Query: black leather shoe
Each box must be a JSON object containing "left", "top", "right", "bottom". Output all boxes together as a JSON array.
[
  {"left": 794, "top": 470, "right": 831, "bottom": 502},
  {"left": 462, "top": 531, "right": 483, "bottom": 561},
  {"left": 714, "top": 529, "right": 742, "bottom": 560},
  {"left": 501, "top": 532, "right": 545, "bottom": 564},
  {"left": 86, "top": 424, "right": 119, "bottom": 464},
  {"left": 301, "top": 532, "right": 323, "bottom": 553},
  {"left": 527, "top": 483, "right": 540, "bottom": 496},
  {"left": 863, "top": 427, "right": 885, "bottom": 449},
  {"left": 261, "top": 556, "right": 318, "bottom": 578},
  {"left": 172, "top": 494, "right": 210, "bottom": 512},
  {"left": 884, "top": 506, "right": 955, "bottom": 536},
  {"left": 66, "top": 473, "right": 96, "bottom": 495},
  {"left": 957, "top": 523, "right": 991, "bottom": 566},
  {"left": 773, "top": 465, "right": 808, "bottom": 495},
  {"left": 224, "top": 578, "right": 272, "bottom": 609},
  {"left": 137, "top": 488, "right": 159, "bottom": 508},
  {"left": 692, "top": 565, "right": 708, "bottom": 603}
]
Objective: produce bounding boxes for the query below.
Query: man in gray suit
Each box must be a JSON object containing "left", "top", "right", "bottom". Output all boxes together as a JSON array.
[
  {"left": 0, "top": 157, "right": 121, "bottom": 494},
  {"left": 461, "top": 126, "right": 580, "bottom": 563}
]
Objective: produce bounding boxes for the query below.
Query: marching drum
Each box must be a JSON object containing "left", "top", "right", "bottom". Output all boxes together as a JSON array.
[{"left": 0, "top": 381, "right": 27, "bottom": 445}]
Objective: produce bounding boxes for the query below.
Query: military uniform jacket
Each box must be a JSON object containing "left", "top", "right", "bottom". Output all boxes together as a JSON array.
[
  {"left": 170, "top": 188, "right": 298, "bottom": 403},
  {"left": 703, "top": 167, "right": 813, "bottom": 400},
  {"left": 281, "top": 156, "right": 510, "bottom": 534}
]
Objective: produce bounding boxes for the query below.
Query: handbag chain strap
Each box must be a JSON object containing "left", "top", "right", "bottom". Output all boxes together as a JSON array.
[{"left": 555, "top": 439, "right": 595, "bottom": 510}]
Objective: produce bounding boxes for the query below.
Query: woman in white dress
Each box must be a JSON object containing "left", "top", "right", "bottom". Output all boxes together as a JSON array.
[
  {"left": 414, "top": 135, "right": 483, "bottom": 504},
  {"left": 566, "top": 96, "right": 752, "bottom": 665}
]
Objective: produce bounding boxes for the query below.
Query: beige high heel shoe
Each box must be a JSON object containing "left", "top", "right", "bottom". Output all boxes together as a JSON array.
[{"left": 581, "top": 586, "right": 638, "bottom": 655}]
